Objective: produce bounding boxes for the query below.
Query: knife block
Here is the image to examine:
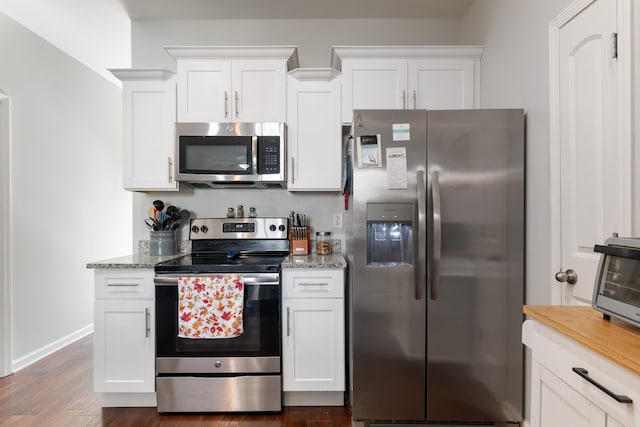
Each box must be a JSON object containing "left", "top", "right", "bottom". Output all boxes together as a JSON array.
[{"left": 290, "top": 227, "right": 310, "bottom": 255}]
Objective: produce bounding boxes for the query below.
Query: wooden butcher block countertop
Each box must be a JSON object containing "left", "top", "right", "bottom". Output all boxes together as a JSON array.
[{"left": 524, "top": 305, "right": 640, "bottom": 377}]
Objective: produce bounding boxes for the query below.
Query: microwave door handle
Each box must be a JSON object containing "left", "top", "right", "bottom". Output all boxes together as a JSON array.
[
  {"left": 416, "top": 170, "right": 426, "bottom": 300},
  {"left": 252, "top": 136, "right": 259, "bottom": 175},
  {"left": 430, "top": 170, "right": 442, "bottom": 300}
]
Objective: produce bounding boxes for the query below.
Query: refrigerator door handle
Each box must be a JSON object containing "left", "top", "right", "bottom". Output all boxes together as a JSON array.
[
  {"left": 416, "top": 170, "right": 426, "bottom": 300},
  {"left": 430, "top": 170, "right": 442, "bottom": 300}
]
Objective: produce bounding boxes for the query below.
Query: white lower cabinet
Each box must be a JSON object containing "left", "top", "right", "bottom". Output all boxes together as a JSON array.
[
  {"left": 282, "top": 268, "right": 345, "bottom": 406},
  {"left": 93, "top": 269, "right": 156, "bottom": 407},
  {"left": 523, "top": 320, "right": 639, "bottom": 427}
]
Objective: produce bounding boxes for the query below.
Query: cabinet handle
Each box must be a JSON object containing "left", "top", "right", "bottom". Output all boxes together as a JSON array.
[
  {"left": 235, "top": 91, "right": 239, "bottom": 118},
  {"left": 224, "top": 91, "right": 229, "bottom": 119},
  {"left": 572, "top": 367, "right": 633, "bottom": 403},
  {"left": 297, "top": 282, "right": 329, "bottom": 286},
  {"left": 402, "top": 90, "right": 406, "bottom": 109},
  {"left": 145, "top": 308, "right": 151, "bottom": 338},
  {"left": 290, "top": 157, "right": 295, "bottom": 184},
  {"left": 412, "top": 90, "right": 417, "bottom": 109},
  {"left": 168, "top": 157, "right": 173, "bottom": 183},
  {"left": 286, "top": 306, "right": 291, "bottom": 337},
  {"left": 106, "top": 283, "right": 140, "bottom": 287}
]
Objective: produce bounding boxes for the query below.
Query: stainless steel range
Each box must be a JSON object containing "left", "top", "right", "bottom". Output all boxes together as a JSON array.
[{"left": 154, "top": 217, "right": 289, "bottom": 413}]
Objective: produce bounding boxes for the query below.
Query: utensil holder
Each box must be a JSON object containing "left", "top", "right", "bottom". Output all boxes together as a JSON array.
[
  {"left": 149, "top": 230, "right": 176, "bottom": 256},
  {"left": 290, "top": 226, "right": 310, "bottom": 255}
]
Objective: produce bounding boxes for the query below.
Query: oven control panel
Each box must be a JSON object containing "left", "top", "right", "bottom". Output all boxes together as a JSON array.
[{"left": 190, "top": 217, "right": 288, "bottom": 240}]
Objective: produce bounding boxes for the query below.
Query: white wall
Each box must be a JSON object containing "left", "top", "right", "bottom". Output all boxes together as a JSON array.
[
  {"left": 131, "top": 18, "right": 462, "bottom": 69},
  {"left": 0, "top": 12, "right": 131, "bottom": 369},
  {"left": 0, "top": 0, "right": 131, "bottom": 85},
  {"left": 458, "top": 0, "right": 574, "bottom": 305}
]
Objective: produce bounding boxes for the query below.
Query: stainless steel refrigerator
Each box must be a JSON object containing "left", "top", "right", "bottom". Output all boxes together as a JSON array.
[{"left": 349, "top": 109, "right": 524, "bottom": 425}]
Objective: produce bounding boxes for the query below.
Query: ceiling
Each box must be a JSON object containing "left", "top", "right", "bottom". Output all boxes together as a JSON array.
[{"left": 119, "top": 0, "right": 475, "bottom": 20}]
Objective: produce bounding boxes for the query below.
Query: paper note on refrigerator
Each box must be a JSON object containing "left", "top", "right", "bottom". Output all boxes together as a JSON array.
[
  {"left": 386, "top": 147, "right": 408, "bottom": 189},
  {"left": 392, "top": 123, "right": 410, "bottom": 141}
]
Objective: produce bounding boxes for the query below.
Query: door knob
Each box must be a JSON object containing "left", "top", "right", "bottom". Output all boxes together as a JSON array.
[{"left": 555, "top": 269, "right": 578, "bottom": 285}]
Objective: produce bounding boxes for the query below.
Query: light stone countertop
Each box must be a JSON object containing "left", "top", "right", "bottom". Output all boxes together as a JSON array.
[
  {"left": 281, "top": 253, "right": 347, "bottom": 269},
  {"left": 86, "top": 252, "right": 187, "bottom": 269},
  {"left": 87, "top": 240, "right": 347, "bottom": 270}
]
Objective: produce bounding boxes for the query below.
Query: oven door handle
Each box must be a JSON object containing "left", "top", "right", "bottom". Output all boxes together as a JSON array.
[{"left": 154, "top": 274, "right": 281, "bottom": 286}]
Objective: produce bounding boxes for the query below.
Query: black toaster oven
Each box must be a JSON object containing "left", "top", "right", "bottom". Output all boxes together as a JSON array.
[{"left": 593, "top": 237, "right": 640, "bottom": 327}]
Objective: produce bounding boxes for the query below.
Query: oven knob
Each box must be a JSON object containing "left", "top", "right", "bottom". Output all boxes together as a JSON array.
[
  {"left": 215, "top": 361, "right": 222, "bottom": 368},
  {"left": 279, "top": 224, "right": 286, "bottom": 232},
  {"left": 200, "top": 225, "right": 209, "bottom": 233},
  {"left": 191, "top": 225, "right": 199, "bottom": 233},
  {"left": 269, "top": 224, "right": 277, "bottom": 232}
]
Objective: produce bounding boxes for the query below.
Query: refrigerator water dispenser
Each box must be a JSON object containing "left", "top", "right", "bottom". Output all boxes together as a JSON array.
[{"left": 366, "top": 203, "right": 414, "bottom": 266}]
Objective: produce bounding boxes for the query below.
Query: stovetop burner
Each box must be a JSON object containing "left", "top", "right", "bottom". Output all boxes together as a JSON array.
[
  {"left": 154, "top": 217, "right": 290, "bottom": 274},
  {"left": 155, "top": 252, "right": 287, "bottom": 274}
]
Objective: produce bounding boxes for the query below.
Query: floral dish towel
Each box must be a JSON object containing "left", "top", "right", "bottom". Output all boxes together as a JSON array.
[{"left": 178, "top": 276, "right": 244, "bottom": 339}]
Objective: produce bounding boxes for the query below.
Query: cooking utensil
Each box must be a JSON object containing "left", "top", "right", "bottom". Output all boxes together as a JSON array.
[
  {"left": 166, "top": 205, "right": 178, "bottom": 219},
  {"left": 158, "top": 212, "right": 170, "bottom": 227},
  {"left": 153, "top": 200, "right": 165, "bottom": 212},
  {"left": 168, "top": 209, "right": 191, "bottom": 231},
  {"left": 145, "top": 218, "right": 159, "bottom": 231}
]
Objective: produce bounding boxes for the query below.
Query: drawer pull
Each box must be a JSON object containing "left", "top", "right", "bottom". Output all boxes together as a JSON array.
[
  {"left": 106, "top": 283, "right": 140, "bottom": 287},
  {"left": 572, "top": 367, "right": 633, "bottom": 404},
  {"left": 298, "top": 282, "right": 328, "bottom": 286},
  {"left": 145, "top": 308, "right": 151, "bottom": 338}
]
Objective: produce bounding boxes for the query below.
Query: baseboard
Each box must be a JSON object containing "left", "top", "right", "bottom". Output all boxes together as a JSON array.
[
  {"left": 284, "top": 391, "right": 345, "bottom": 406},
  {"left": 11, "top": 324, "right": 94, "bottom": 372},
  {"left": 100, "top": 392, "right": 157, "bottom": 407}
]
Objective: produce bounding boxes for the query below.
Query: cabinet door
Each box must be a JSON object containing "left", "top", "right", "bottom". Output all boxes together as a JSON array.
[
  {"left": 531, "top": 362, "right": 606, "bottom": 427},
  {"left": 176, "top": 59, "right": 232, "bottom": 122},
  {"left": 341, "top": 59, "right": 407, "bottom": 123},
  {"left": 93, "top": 300, "right": 155, "bottom": 393},
  {"left": 282, "top": 298, "right": 345, "bottom": 392},
  {"left": 286, "top": 77, "right": 342, "bottom": 191},
  {"left": 232, "top": 60, "right": 287, "bottom": 122},
  {"left": 408, "top": 58, "right": 476, "bottom": 110},
  {"left": 122, "top": 78, "right": 178, "bottom": 191}
]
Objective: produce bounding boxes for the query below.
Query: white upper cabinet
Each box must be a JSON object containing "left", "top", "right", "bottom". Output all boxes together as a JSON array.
[
  {"left": 286, "top": 69, "right": 343, "bottom": 191},
  {"left": 110, "top": 68, "right": 178, "bottom": 192},
  {"left": 332, "top": 46, "right": 484, "bottom": 123},
  {"left": 165, "top": 46, "right": 298, "bottom": 123}
]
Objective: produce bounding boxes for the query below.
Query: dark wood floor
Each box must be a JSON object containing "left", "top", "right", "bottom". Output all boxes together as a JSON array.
[{"left": 0, "top": 335, "right": 352, "bottom": 426}]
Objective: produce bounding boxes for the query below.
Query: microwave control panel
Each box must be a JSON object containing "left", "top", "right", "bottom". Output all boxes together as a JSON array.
[{"left": 257, "top": 136, "right": 281, "bottom": 174}]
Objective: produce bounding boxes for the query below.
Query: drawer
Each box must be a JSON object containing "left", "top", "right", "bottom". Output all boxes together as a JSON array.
[
  {"left": 282, "top": 269, "right": 344, "bottom": 299},
  {"left": 94, "top": 269, "right": 155, "bottom": 300},
  {"left": 524, "top": 320, "right": 639, "bottom": 424}
]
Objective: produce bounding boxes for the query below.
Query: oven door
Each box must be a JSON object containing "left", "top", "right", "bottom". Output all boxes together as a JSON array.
[{"left": 155, "top": 273, "right": 281, "bottom": 363}]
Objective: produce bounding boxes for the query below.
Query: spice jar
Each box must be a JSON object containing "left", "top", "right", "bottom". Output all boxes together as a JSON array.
[{"left": 316, "top": 231, "right": 332, "bottom": 255}]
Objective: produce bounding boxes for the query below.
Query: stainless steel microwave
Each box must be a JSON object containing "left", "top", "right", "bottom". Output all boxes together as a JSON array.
[
  {"left": 176, "top": 122, "right": 286, "bottom": 189},
  {"left": 592, "top": 237, "right": 640, "bottom": 328}
]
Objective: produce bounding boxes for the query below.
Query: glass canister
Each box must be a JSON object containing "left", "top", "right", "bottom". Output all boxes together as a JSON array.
[{"left": 316, "top": 231, "right": 332, "bottom": 255}]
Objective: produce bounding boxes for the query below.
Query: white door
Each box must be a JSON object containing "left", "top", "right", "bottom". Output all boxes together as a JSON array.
[
  {"left": 0, "top": 93, "right": 11, "bottom": 377},
  {"left": 408, "top": 58, "right": 476, "bottom": 110},
  {"left": 286, "top": 75, "right": 343, "bottom": 191},
  {"left": 549, "top": 0, "right": 631, "bottom": 304},
  {"left": 176, "top": 59, "right": 232, "bottom": 122},
  {"left": 340, "top": 58, "right": 408, "bottom": 122},
  {"left": 282, "top": 298, "right": 345, "bottom": 392},
  {"left": 93, "top": 300, "right": 155, "bottom": 392},
  {"left": 232, "top": 60, "right": 287, "bottom": 122},
  {"left": 532, "top": 364, "right": 606, "bottom": 427}
]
